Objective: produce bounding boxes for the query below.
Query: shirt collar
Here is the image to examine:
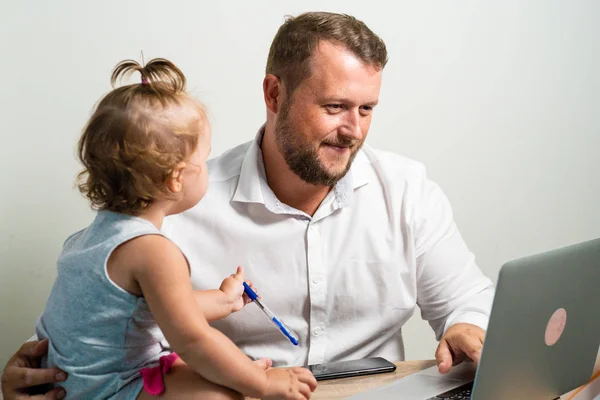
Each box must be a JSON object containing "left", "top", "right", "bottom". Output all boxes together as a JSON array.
[{"left": 232, "top": 125, "right": 370, "bottom": 210}]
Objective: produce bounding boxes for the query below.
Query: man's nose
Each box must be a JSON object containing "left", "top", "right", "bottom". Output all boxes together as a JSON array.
[{"left": 341, "top": 109, "right": 363, "bottom": 141}]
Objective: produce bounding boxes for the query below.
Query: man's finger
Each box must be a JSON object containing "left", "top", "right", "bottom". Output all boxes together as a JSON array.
[
  {"left": 27, "top": 340, "right": 49, "bottom": 359},
  {"left": 28, "top": 387, "right": 66, "bottom": 400},
  {"left": 9, "top": 340, "right": 48, "bottom": 366},
  {"left": 3, "top": 365, "right": 67, "bottom": 389},
  {"left": 435, "top": 340, "right": 453, "bottom": 374},
  {"left": 453, "top": 334, "right": 483, "bottom": 364}
]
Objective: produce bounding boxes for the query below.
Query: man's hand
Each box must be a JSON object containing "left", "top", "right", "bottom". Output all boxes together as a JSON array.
[
  {"left": 435, "top": 323, "right": 485, "bottom": 374},
  {"left": 1, "top": 339, "right": 67, "bottom": 399}
]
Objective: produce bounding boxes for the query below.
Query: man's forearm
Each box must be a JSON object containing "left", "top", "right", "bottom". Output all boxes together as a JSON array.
[{"left": 193, "top": 290, "right": 233, "bottom": 321}]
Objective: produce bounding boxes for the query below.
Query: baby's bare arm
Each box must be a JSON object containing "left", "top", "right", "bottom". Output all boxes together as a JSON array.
[
  {"left": 193, "top": 289, "right": 234, "bottom": 322},
  {"left": 125, "top": 235, "right": 269, "bottom": 398}
]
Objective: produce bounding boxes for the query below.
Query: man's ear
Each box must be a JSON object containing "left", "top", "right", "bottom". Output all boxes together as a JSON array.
[
  {"left": 263, "top": 74, "right": 283, "bottom": 115},
  {"left": 166, "top": 162, "right": 187, "bottom": 193}
]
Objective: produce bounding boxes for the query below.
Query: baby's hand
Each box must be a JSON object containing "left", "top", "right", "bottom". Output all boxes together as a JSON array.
[
  {"left": 263, "top": 367, "right": 317, "bottom": 400},
  {"left": 219, "top": 266, "right": 257, "bottom": 313}
]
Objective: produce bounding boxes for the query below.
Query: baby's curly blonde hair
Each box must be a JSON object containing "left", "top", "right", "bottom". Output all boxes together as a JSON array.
[{"left": 77, "top": 58, "right": 208, "bottom": 215}]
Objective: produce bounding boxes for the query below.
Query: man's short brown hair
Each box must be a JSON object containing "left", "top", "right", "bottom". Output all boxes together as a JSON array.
[{"left": 266, "top": 12, "right": 388, "bottom": 95}]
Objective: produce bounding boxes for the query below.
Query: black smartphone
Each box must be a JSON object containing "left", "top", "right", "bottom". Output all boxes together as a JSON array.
[{"left": 307, "top": 357, "right": 397, "bottom": 381}]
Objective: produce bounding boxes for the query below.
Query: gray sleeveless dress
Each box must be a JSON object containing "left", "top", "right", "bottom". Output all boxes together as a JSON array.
[{"left": 36, "top": 210, "right": 172, "bottom": 399}]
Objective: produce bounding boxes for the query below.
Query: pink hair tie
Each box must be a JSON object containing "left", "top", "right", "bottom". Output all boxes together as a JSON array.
[{"left": 141, "top": 77, "right": 149, "bottom": 85}]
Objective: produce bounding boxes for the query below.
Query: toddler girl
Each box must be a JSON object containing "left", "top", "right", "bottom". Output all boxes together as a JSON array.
[{"left": 35, "top": 57, "right": 317, "bottom": 399}]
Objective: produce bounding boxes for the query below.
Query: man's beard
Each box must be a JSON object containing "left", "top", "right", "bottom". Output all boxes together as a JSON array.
[{"left": 274, "top": 101, "right": 362, "bottom": 186}]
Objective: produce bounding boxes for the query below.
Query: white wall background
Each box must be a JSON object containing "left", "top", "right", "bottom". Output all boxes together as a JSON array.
[{"left": 1, "top": 0, "right": 599, "bottom": 372}]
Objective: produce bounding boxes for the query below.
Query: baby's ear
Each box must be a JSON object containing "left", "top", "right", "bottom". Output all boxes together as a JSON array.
[{"left": 166, "top": 162, "right": 187, "bottom": 193}]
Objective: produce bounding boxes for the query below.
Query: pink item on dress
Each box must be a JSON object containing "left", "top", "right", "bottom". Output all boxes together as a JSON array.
[{"left": 140, "top": 352, "right": 179, "bottom": 396}]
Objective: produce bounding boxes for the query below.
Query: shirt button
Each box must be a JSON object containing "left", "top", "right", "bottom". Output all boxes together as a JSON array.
[
  {"left": 312, "top": 278, "right": 320, "bottom": 285},
  {"left": 312, "top": 327, "right": 323, "bottom": 336}
]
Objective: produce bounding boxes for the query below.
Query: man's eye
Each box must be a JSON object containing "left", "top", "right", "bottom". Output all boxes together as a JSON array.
[
  {"left": 326, "top": 104, "right": 343, "bottom": 110},
  {"left": 359, "top": 106, "right": 373, "bottom": 115}
]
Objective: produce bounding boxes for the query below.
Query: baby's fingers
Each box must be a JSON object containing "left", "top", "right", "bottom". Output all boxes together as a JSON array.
[
  {"left": 296, "top": 368, "right": 318, "bottom": 391},
  {"left": 231, "top": 265, "right": 244, "bottom": 281},
  {"left": 245, "top": 283, "right": 260, "bottom": 299},
  {"left": 243, "top": 286, "right": 259, "bottom": 304}
]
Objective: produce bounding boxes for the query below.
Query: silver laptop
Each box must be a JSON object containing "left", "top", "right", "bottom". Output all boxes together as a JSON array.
[{"left": 351, "top": 237, "right": 600, "bottom": 399}]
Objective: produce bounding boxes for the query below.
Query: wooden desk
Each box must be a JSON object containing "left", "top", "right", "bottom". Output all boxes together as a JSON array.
[{"left": 312, "top": 360, "right": 436, "bottom": 399}]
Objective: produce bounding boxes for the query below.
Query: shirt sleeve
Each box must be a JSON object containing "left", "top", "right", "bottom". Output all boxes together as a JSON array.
[{"left": 410, "top": 177, "right": 495, "bottom": 340}]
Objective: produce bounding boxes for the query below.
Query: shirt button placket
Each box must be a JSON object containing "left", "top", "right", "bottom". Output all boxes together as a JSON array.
[{"left": 306, "top": 222, "right": 327, "bottom": 365}]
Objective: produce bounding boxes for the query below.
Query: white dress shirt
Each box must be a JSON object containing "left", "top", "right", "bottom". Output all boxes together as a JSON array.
[{"left": 163, "top": 129, "right": 494, "bottom": 367}]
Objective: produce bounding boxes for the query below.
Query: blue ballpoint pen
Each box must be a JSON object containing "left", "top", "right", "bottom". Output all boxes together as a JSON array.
[{"left": 243, "top": 282, "right": 299, "bottom": 346}]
